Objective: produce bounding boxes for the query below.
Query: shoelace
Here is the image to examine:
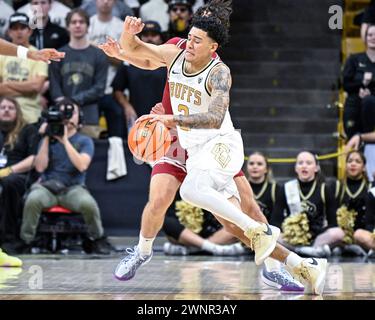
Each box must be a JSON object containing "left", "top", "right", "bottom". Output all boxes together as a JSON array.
[
  {"left": 279, "top": 269, "right": 298, "bottom": 285},
  {"left": 296, "top": 264, "right": 310, "bottom": 282},
  {"left": 121, "top": 247, "right": 141, "bottom": 265},
  {"left": 248, "top": 231, "right": 260, "bottom": 251}
]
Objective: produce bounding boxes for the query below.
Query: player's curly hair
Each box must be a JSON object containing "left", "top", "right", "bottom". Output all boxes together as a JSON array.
[
  {"left": 192, "top": 0, "right": 232, "bottom": 47},
  {"left": 194, "top": 0, "right": 232, "bottom": 28}
]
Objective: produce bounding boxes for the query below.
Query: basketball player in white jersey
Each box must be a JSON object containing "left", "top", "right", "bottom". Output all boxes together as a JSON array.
[{"left": 113, "top": 11, "right": 328, "bottom": 294}]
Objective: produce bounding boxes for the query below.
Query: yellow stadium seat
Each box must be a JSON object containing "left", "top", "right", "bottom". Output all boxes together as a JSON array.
[{"left": 342, "top": 37, "right": 366, "bottom": 61}]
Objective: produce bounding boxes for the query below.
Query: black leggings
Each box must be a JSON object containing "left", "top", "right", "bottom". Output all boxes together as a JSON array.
[
  {"left": 163, "top": 211, "right": 223, "bottom": 241},
  {"left": 0, "top": 174, "right": 27, "bottom": 244}
]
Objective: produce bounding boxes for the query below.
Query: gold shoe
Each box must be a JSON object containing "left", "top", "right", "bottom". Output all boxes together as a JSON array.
[
  {"left": 244, "top": 223, "right": 280, "bottom": 265},
  {"left": 0, "top": 248, "right": 23, "bottom": 267},
  {"left": 290, "top": 258, "right": 328, "bottom": 295}
]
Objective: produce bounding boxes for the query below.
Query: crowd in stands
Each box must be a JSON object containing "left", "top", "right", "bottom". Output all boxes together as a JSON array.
[{"left": 0, "top": 0, "right": 375, "bottom": 268}]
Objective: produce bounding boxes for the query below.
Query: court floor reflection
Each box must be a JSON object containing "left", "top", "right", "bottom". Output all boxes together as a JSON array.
[{"left": 0, "top": 255, "right": 373, "bottom": 300}]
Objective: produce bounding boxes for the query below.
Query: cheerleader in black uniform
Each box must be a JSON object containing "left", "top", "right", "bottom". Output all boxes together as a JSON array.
[
  {"left": 355, "top": 191, "right": 375, "bottom": 256},
  {"left": 335, "top": 151, "right": 375, "bottom": 255},
  {"left": 331, "top": 151, "right": 371, "bottom": 255},
  {"left": 271, "top": 151, "right": 339, "bottom": 257},
  {"left": 247, "top": 152, "right": 304, "bottom": 292},
  {"left": 246, "top": 152, "right": 280, "bottom": 221}
]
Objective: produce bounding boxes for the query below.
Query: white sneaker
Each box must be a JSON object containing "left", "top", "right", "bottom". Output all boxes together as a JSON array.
[
  {"left": 114, "top": 246, "right": 153, "bottom": 281},
  {"left": 290, "top": 258, "right": 328, "bottom": 295},
  {"left": 213, "top": 242, "right": 246, "bottom": 256},
  {"left": 163, "top": 242, "right": 188, "bottom": 256}
]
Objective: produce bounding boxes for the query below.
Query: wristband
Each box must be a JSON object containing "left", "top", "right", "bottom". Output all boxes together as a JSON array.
[{"left": 17, "top": 45, "right": 29, "bottom": 59}]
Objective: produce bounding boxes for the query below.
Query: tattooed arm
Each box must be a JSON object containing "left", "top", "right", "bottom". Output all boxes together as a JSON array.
[{"left": 173, "top": 63, "right": 232, "bottom": 129}]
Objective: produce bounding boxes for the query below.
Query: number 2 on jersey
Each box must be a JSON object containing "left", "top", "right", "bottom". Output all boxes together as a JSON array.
[{"left": 178, "top": 104, "right": 190, "bottom": 131}]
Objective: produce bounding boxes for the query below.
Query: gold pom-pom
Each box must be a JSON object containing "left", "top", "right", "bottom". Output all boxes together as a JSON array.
[
  {"left": 336, "top": 205, "right": 358, "bottom": 244},
  {"left": 282, "top": 213, "right": 312, "bottom": 246},
  {"left": 175, "top": 200, "right": 204, "bottom": 234}
]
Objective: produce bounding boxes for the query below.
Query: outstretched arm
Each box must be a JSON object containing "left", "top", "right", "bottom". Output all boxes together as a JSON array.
[
  {"left": 98, "top": 36, "right": 161, "bottom": 70},
  {"left": 0, "top": 38, "right": 65, "bottom": 63},
  {"left": 118, "top": 16, "right": 179, "bottom": 69}
]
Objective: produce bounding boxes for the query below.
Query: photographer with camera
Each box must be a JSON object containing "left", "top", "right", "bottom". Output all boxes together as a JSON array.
[{"left": 19, "top": 98, "right": 111, "bottom": 254}]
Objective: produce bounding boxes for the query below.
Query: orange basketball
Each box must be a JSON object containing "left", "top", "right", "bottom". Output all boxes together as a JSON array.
[{"left": 128, "top": 119, "right": 172, "bottom": 163}]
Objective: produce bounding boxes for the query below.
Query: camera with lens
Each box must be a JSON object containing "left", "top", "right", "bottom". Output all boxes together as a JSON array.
[{"left": 41, "top": 103, "right": 74, "bottom": 137}]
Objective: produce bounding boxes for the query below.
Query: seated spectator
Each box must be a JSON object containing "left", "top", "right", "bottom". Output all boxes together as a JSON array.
[
  {"left": 346, "top": 130, "right": 375, "bottom": 182},
  {"left": 354, "top": 186, "right": 375, "bottom": 253},
  {"left": 88, "top": 0, "right": 123, "bottom": 138},
  {"left": 81, "top": 0, "right": 133, "bottom": 20},
  {"left": 17, "top": 0, "right": 71, "bottom": 28},
  {"left": 139, "top": 0, "right": 169, "bottom": 32},
  {"left": 0, "top": 13, "right": 48, "bottom": 124},
  {"left": 49, "top": 8, "right": 108, "bottom": 138},
  {"left": 332, "top": 151, "right": 371, "bottom": 256},
  {"left": 165, "top": 0, "right": 192, "bottom": 40},
  {"left": 246, "top": 151, "right": 280, "bottom": 222},
  {"left": 0, "top": 97, "right": 40, "bottom": 251},
  {"left": 111, "top": 21, "right": 166, "bottom": 134},
  {"left": 19, "top": 98, "right": 111, "bottom": 254},
  {"left": 342, "top": 24, "right": 375, "bottom": 139},
  {"left": 29, "top": 0, "right": 70, "bottom": 49},
  {"left": 163, "top": 200, "right": 247, "bottom": 256},
  {"left": 271, "top": 151, "right": 339, "bottom": 257},
  {"left": 0, "top": 0, "right": 15, "bottom": 38}
]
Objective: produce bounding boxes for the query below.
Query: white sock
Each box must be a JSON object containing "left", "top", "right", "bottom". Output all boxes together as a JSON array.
[
  {"left": 264, "top": 257, "right": 282, "bottom": 272},
  {"left": 285, "top": 252, "right": 304, "bottom": 269},
  {"left": 201, "top": 240, "right": 216, "bottom": 253},
  {"left": 138, "top": 233, "right": 155, "bottom": 256}
]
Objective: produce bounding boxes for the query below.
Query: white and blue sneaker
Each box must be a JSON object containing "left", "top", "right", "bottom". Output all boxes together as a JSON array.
[
  {"left": 262, "top": 267, "right": 304, "bottom": 292},
  {"left": 114, "top": 246, "right": 153, "bottom": 281}
]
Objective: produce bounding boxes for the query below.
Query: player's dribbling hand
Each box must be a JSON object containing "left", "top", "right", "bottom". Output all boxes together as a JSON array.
[
  {"left": 123, "top": 16, "right": 145, "bottom": 35},
  {"left": 150, "top": 103, "right": 165, "bottom": 115},
  {"left": 136, "top": 114, "right": 176, "bottom": 128}
]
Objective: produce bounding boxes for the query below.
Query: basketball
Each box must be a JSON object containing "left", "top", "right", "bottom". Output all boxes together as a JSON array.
[{"left": 128, "top": 118, "right": 172, "bottom": 163}]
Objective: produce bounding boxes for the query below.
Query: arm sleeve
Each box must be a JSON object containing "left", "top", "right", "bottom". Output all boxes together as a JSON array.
[
  {"left": 72, "top": 50, "right": 108, "bottom": 105},
  {"left": 342, "top": 55, "right": 363, "bottom": 95},
  {"left": 79, "top": 136, "right": 95, "bottom": 159}
]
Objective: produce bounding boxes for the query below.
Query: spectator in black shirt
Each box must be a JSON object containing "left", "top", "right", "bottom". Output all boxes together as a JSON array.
[
  {"left": 49, "top": 8, "right": 108, "bottom": 138},
  {"left": 29, "top": 0, "right": 70, "bottom": 50},
  {"left": 0, "top": 97, "right": 40, "bottom": 250},
  {"left": 342, "top": 24, "right": 375, "bottom": 138}
]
